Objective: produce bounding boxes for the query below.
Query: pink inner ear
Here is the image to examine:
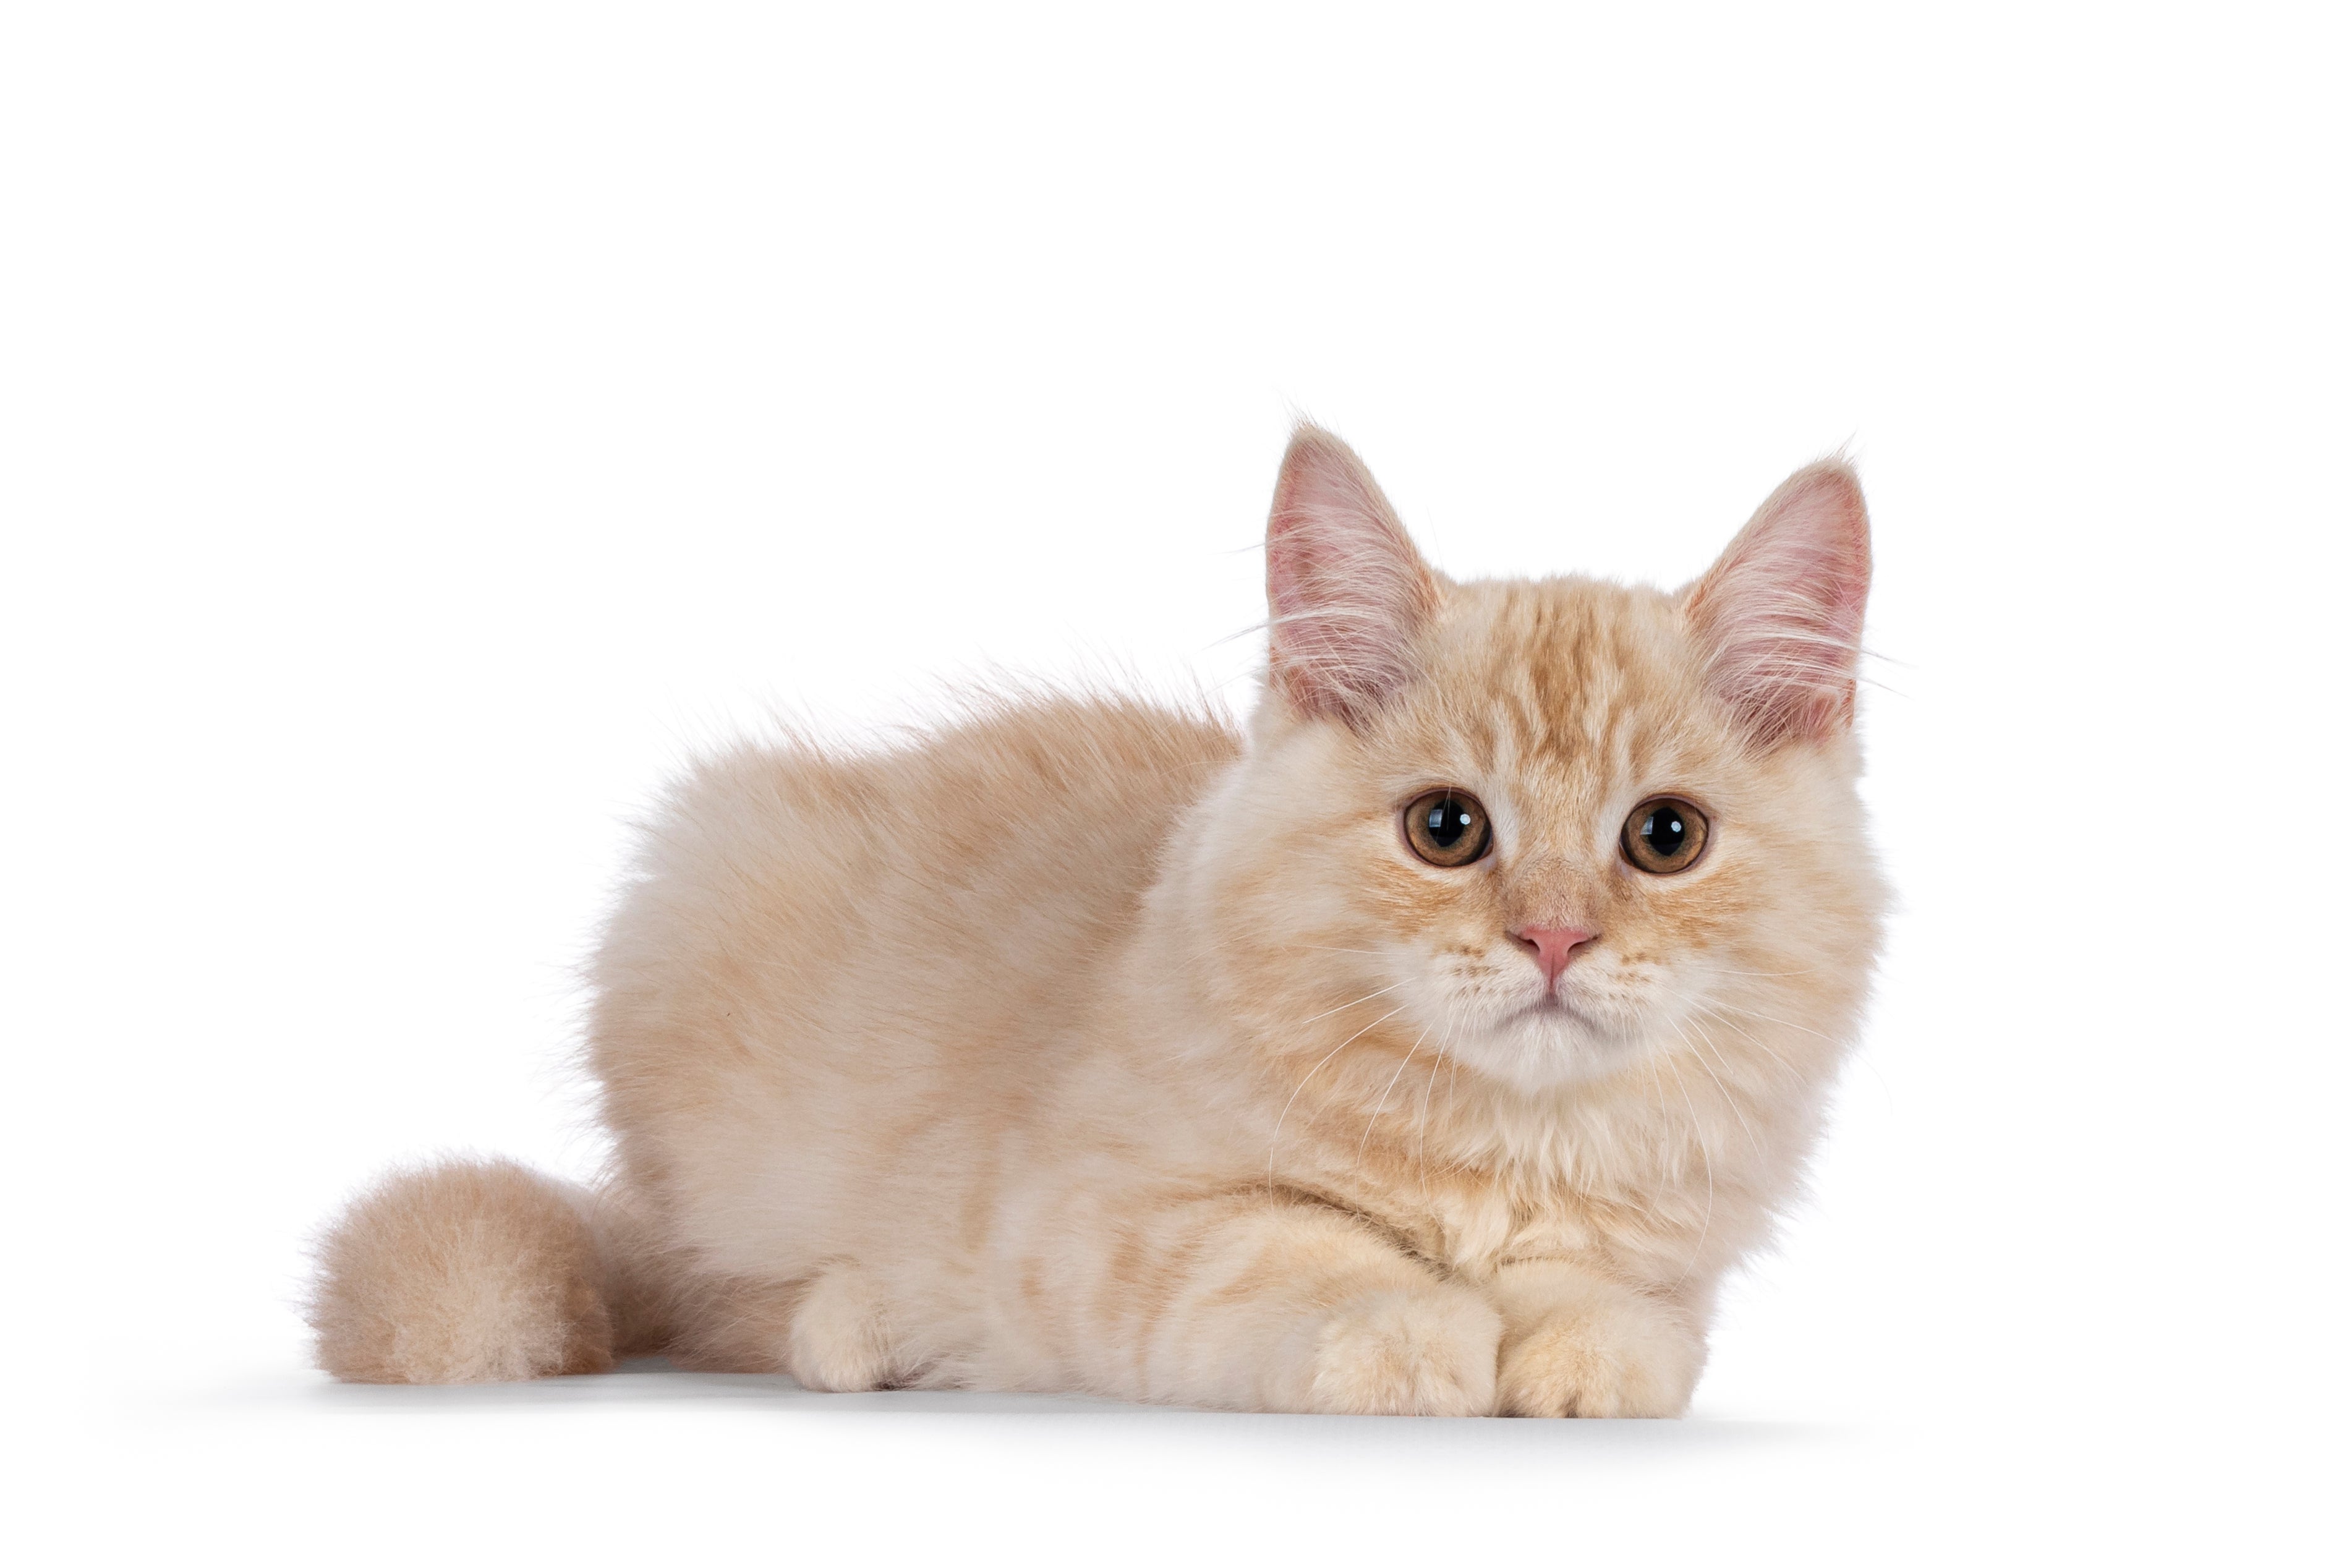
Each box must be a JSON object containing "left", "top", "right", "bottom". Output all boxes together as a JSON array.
[
  {"left": 1265, "top": 426, "right": 1438, "bottom": 724},
  {"left": 1685, "top": 461, "right": 1872, "bottom": 746}
]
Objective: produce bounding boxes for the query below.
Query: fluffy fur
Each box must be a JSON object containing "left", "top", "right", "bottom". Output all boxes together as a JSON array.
[
  {"left": 310, "top": 1159, "right": 618, "bottom": 1383},
  {"left": 309, "top": 425, "right": 1885, "bottom": 1415}
]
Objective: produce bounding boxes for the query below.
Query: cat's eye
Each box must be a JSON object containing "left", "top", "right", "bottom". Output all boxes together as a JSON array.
[
  {"left": 1402, "top": 790, "right": 1492, "bottom": 867},
  {"left": 1621, "top": 797, "right": 1709, "bottom": 875}
]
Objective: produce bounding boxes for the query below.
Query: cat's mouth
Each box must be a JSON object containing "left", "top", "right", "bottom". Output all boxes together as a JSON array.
[
  {"left": 1517, "top": 992, "right": 1595, "bottom": 1025},
  {"left": 1509, "top": 989, "right": 1639, "bottom": 1049}
]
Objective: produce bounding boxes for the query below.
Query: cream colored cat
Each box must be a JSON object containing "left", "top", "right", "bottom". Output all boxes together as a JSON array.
[{"left": 310, "top": 425, "right": 1884, "bottom": 1416}]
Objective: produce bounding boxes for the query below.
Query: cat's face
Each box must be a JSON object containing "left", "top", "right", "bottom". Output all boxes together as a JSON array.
[{"left": 1193, "top": 428, "right": 1881, "bottom": 1095}]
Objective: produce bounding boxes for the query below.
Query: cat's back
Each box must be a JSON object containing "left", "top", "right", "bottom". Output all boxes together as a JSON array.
[{"left": 590, "top": 694, "right": 1239, "bottom": 1112}]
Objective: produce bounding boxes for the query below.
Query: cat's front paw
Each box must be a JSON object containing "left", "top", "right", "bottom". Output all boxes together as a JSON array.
[
  {"left": 1496, "top": 1296, "right": 1702, "bottom": 1418},
  {"left": 1306, "top": 1285, "right": 1503, "bottom": 1416}
]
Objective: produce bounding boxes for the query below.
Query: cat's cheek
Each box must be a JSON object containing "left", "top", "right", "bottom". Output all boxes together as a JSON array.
[{"left": 1494, "top": 1297, "right": 1705, "bottom": 1418}]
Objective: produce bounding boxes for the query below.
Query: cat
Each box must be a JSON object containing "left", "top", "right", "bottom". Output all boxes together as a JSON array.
[{"left": 308, "top": 424, "right": 1885, "bottom": 1417}]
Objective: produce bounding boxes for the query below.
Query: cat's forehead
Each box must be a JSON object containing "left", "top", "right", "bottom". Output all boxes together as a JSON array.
[{"left": 1380, "top": 575, "right": 1716, "bottom": 790}]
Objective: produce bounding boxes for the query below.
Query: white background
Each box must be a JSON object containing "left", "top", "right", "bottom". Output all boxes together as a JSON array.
[{"left": 5, "top": 2, "right": 2346, "bottom": 1561}]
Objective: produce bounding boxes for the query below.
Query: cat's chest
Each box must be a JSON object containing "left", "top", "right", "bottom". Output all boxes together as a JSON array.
[{"left": 1360, "top": 1175, "right": 1635, "bottom": 1281}]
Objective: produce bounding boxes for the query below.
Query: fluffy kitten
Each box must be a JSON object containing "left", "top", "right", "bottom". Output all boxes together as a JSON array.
[{"left": 310, "top": 425, "right": 1883, "bottom": 1416}]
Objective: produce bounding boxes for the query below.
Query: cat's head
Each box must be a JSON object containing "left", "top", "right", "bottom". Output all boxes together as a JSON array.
[{"left": 1187, "top": 425, "right": 1883, "bottom": 1096}]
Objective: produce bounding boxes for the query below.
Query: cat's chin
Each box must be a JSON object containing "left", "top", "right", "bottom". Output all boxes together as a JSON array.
[{"left": 1446, "top": 1000, "right": 1652, "bottom": 1095}]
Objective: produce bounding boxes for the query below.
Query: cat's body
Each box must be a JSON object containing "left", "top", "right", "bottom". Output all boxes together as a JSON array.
[{"left": 311, "top": 428, "right": 1883, "bottom": 1415}]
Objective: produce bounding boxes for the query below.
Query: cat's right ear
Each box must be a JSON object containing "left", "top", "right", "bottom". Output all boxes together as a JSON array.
[{"left": 1264, "top": 424, "right": 1439, "bottom": 727}]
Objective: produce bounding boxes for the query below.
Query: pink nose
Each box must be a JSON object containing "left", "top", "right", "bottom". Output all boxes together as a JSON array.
[{"left": 1512, "top": 925, "right": 1596, "bottom": 985}]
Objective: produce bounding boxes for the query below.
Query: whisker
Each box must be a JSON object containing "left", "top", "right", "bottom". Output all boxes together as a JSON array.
[
  {"left": 1674, "top": 1016, "right": 1766, "bottom": 1163},
  {"left": 1692, "top": 995, "right": 1840, "bottom": 1044},
  {"left": 1664, "top": 1065, "right": 1715, "bottom": 1292},
  {"left": 1666, "top": 992, "right": 1807, "bottom": 1084},
  {"left": 1695, "top": 931, "right": 1880, "bottom": 983},
  {"left": 1413, "top": 1024, "right": 1446, "bottom": 1198},
  {"left": 1702, "top": 1015, "right": 1804, "bottom": 1085},
  {"left": 1283, "top": 981, "right": 1410, "bottom": 1030},
  {"left": 1264, "top": 1003, "right": 1407, "bottom": 1199},
  {"left": 1644, "top": 975, "right": 1843, "bottom": 1051},
  {"left": 1357, "top": 1028, "right": 1427, "bottom": 1160},
  {"left": 1431, "top": 1005, "right": 1481, "bottom": 1178}
]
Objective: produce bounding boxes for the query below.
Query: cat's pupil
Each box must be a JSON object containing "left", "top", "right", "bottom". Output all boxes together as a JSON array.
[
  {"left": 1425, "top": 803, "right": 1466, "bottom": 846},
  {"left": 1645, "top": 809, "right": 1685, "bottom": 854}
]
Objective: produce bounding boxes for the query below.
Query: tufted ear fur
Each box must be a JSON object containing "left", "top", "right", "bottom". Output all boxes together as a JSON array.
[
  {"left": 1264, "top": 424, "right": 1439, "bottom": 725},
  {"left": 1683, "top": 459, "right": 1872, "bottom": 746}
]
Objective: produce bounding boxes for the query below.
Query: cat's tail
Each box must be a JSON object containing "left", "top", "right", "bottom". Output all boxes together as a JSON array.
[{"left": 305, "top": 1156, "right": 670, "bottom": 1384}]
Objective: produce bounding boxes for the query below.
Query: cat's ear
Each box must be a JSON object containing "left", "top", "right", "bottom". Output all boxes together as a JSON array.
[
  {"left": 1264, "top": 424, "right": 1440, "bottom": 725},
  {"left": 1683, "top": 459, "right": 1872, "bottom": 746}
]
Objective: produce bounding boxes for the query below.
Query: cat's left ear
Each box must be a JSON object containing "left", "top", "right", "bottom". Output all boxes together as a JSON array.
[{"left": 1682, "top": 459, "right": 1872, "bottom": 746}]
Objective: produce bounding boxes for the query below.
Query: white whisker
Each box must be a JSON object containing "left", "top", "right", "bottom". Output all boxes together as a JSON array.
[
  {"left": 1264, "top": 1003, "right": 1407, "bottom": 1199},
  {"left": 1674, "top": 1015, "right": 1765, "bottom": 1163},
  {"left": 1293, "top": 981, "right": 1408, "bottom": 1028},
  {"left": 1358, "top": 1028, "right": 1427, "bottom": 1160},
  {"left": 1665, "top": 1067, "right": 1715, "bottom": 1291}
]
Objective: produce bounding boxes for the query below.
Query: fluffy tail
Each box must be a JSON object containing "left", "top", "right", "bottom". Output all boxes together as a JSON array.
[{"left": 307, "top": 1157, "right": 663, "bottom": 1384}]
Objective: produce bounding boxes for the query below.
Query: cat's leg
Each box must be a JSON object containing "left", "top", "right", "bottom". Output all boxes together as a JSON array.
[
  {"left": 1059, "top": 1191, "right": 1504, "bottom": 1415},
  {"left": 1485, "top": 1259, "right": 1705, "bottom": 1417}
]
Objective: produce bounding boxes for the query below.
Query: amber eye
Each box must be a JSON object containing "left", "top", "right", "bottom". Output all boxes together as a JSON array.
[
  {"left": 1402, "top": 790, "right": 1492, "bottom": 867},
  {"left": 1622, "top": 797, "right": 1709, "bottom": 874}
]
